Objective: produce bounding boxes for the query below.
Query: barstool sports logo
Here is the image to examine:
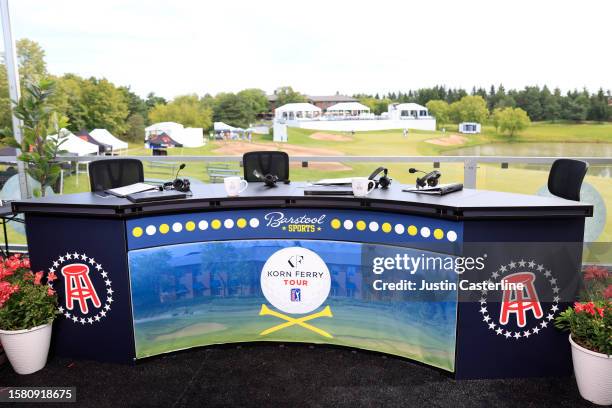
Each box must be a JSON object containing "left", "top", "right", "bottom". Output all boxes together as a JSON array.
[
  {"left": 479, "top": 259, "right": 560, "bottom": 340},
  {"left": 259, "top": 247, "right": 333, "bottom": 338},
  {"left": 47, "top": 251, "right": 113, "bottom": 325}
]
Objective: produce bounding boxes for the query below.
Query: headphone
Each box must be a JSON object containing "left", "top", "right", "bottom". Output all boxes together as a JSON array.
[
  {"left": 368, "top": 167, "right": 392, "bottom": 189},
  {"left": 162, "top": 163, "right": 191, "bottom": 192},
  {"left": 253, "top": 170, "right": 279, "bottom": 187},
  {"left": 409, "top": 168, "right": 441, "bottom": 189}
]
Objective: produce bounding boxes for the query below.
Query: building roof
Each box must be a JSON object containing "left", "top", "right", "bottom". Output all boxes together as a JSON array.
[
  {"left": 267, "top": 94, "right": 357, "bottom": 103},
  {"left": 326, "top": 102, "right": 370, "bottom": 112},
  {"left": 275, "top": 102, "right": 322, "bottom": 112}
]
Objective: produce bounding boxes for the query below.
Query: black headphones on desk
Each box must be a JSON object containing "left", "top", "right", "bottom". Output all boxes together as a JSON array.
[
  {"left": 162, "top": 163, "right": 191, "bottom": 192},
  {"left": 253, "top": 170, "right": 281, "bottom": 187},
  {"left": 409, "top": 168, "right": 441, "bottom": 189},
  {"left": 368, "top": 167, "right": 392, "bottom": 189}
]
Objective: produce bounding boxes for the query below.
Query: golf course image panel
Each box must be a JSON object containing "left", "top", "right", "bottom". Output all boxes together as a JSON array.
[{"left": 128, "top": 239, "right": 459, "bottom": 372}]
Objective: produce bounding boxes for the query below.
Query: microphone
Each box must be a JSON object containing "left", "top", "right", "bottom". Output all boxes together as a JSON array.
[
  {"left": 409, "top": 168, "right": 427, "bottom": 174},
  {"left": 175, "top": 163, "right": 186, "bottom": 179}
]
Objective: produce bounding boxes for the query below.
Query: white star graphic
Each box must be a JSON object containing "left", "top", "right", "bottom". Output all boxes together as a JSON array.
[
  {"left": 72, "top": 251, "right": 79, "bottom": 259},
  {"left": 544, "top": 270, "right": 552, "bottom": 278},
  {"left": 499, "top": 265, "right": 508, "bottom": 273},
  {"left": 479, "top": 297, "right": 486, "bottom": 304},
  {"left": 523, "top": 330, "right": 531, "bottom": 338},
  {"left": 509, "top": 261, "right": 516, "bottom": 269},
  {"left": 488, "top": 322, "right": 496, "bottom": 329},
  {"left": 551, "top": 305, "right": 559, "bottom": 312},
  {"left": 528, "top": 261, "right": 536, "bottom": 268},
  {"left": 65, "top": 253, "right": 72, "bottom": 260},
  {"left": 518, "top": 260, "right": 526, "bottom": 267},
  {"left": 100, "top": 310, "right": 107, "bottom": 316},
  {"left": 540, "top": 321, "right": 548, "bottom": 328},
  {"left": 547, "top": 314, "right": 554, "bottom": 321},
  {"left": 59, "top": 256, "right": 65, "bottom": 263},
  {"left": 513, "top": 332, "right": 521, "bottom": 339},
  {"left": 107, "top": 297, "right": 113, "bottom": 304},
  {"left": 495, "top": 328, "right": 503, "bottom": 335},
  {"left": 104, "top": 305, "right": 110, "bottom": 311},
  {"left": 72, "top": 316, "right": 78, "bottom": 322},
  {"left": 552, "top": 287, "right": 560, "bottom": 294},
  {"left": 49, "top": 267, "right": 55, "bottom": 273},
  {"left": 504, "top": 331, "right": 511, "bottom": 338},
  {"left": 480, "top": 307, "right": 488, "bottom": 314},
  {"left": 53, "top": 261, "right": 59, "bottom": 268},
  {"left": 483, "top": 315, "right": 491, "bottom": 322},
  {"left": 88, "top": 257, "right": 95, "bottom": 264},
  {"left": 94, "top": 315, "right": 101, "bottom": 321},
  {"left": 532, "top": 327, "right": 540, "bottom": 334},
  {"left": 481, "top": 289, "right": 488, "bottom": 295},
  {"left": 95, "top": 264, "right": 102, "bottom": 271},
  {"left": 80, "top": 318, "right": 86, "bottom": 324},
  {"left": 537, "top": 264, "right": 544, "bottom": 271},
  {"left": 105, "top": 279, "right": 111, "bottom": 286},
  {"left": 553, "top": 296, "right": 560, "bottom": 302},
  {"left": 58, "top": 306, "right": 64, "bottom": 312},
  {"left": 64, "top": 312, "right": 71, "bottom": 318},
  {"left": 80, "top": 254, "right": 87, "bottom": 260},
  {"left": 107, "top": 288, "right": 114, "bottom": 295},
  {"left": 549, "top": 278, "right": 557, "bottom": 285},
  {"left": 87, "top": 318, "right": 93, "bottom": 324},
  {"left": 101, "top": 271, "right": 108, "bottom": 278},
  {"left": 492, "top": 271, "right": 499, "bottom": 279}
]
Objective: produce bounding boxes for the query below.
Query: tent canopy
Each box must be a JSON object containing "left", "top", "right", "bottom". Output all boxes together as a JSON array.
[
  {"left": 49, "top": 129, "right": 99, "bottom": 156},
  {"left": 214, "top": 122, "right": 240, "bottom": 131},
  {"left": 326, "top": 102, "right": 370, "bottom": 113},
  {"left": 90, "top": 129, "right": 129, "bottom": 151},
  {"left": 275, "top": 103, "right": 321, "bottom": 113},
  {"left": 146, "top": 122, "right": 204, "bottom": 148},
  {"left": 146, "top": 132, "right": 183, "bottom": 148}
]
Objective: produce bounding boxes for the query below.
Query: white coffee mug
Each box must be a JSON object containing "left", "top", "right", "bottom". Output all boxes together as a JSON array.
[
  {"left": 224, "top": 176, "right": 248, "bottom": 197},
  {"left": 352, "top": 177, "right": 375, "bottom": 197}
]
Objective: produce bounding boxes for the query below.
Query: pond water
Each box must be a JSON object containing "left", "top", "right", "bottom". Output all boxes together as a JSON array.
[{"left": 444, "top": 142, "right": 612, "bottom": 177}]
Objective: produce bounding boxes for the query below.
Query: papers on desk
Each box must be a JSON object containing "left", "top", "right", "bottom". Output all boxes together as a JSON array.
[
  {"left": 403, "top": 183, "right": 463, "bottom": 195},
  {"left": 105, "top": 183, "right": 158, "bottom": 198},
  {"left": 312, "top": 177, "right": 352, "bottom": 186}
]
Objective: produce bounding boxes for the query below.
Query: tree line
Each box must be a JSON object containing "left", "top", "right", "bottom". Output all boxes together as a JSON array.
[{"left": 355, "top": 84, "right": 612, "bottom": 123}]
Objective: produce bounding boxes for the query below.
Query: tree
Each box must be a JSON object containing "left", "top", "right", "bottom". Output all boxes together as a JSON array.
[
  {"left": 125, "top": 113, "right": 145, "bottom": 142},
  {"left": 148, "top": 94, "right": 212, "bottom": 129},
  {"left": 213, "top": 92, "right": 255, "bottom": 128},
  {"left": 80, "top": 77, "right": 129, "bottom": 134},
  {"left": 145, "top": 92, "right": 167, "bottom": 110},
  {"left": 0, "top": 80, "right": 69, "bottom": 197},
  {"left": 120, "top": 86, "right": 148, "bottom": 121},
  {"left": 274, "top": 86, "right": 306, "bottom": 106},
  {"left": 425, "top": 100, "right": 450, "bottom": 128},
  {"left": 496, "top": 107, "right": 531, "bottom": 137},
  {"left": 588, "top": 89, "right": 610, "bottom": 122},
  {"left": 49, "top": 74, "right": 88, "bottom": 131},
  {"left": 561, "top": 94, "right": 589, "bottom": 122},
  {"left": 449, "top": 95, "right": 489, "bottom": 123},
  {"left": 16, "top": 39, "right": 47, "bottom": 84}
]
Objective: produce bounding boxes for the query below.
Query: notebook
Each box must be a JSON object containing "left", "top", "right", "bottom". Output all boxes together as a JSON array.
[
  {"left": 126, "top": 190, "right": 187, "bottom": 203},
  {"left": 403, "top": 183, "right": 463, "bottom": 196},
  {"left": 312, "top": 178, "right": 352, "bottom": 186},
  {"left": 106, "top": 183, "right": 158, "bottom": 198},
  {"left": 304, "top": 186, "right": 354, "bottom": 196}
]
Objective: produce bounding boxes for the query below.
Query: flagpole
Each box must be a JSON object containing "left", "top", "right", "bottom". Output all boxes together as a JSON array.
[{"left": 1, "top": 0, "right": 29, "bottom": 199}]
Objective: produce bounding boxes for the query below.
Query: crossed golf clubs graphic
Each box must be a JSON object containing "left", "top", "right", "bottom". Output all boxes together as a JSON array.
[{"left": 259, "top": 304, "right": 334, "bottom": 338}]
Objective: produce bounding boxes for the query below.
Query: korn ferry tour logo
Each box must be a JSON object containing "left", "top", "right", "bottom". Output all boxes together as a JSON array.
[
  {"left": 48, "top": 252, "right": 113, "bottom": 325},
  {"left": 264, "top": 212, "right": 326, "bottom": 233},
  {"left": 259, "top": 247, "right": 333, "bottom": 338},
  {"left": 479, "top": 259, "right": 560, "bottom": 340}
]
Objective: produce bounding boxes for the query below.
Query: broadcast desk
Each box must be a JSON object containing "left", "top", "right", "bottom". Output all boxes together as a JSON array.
[{"left": 13, "top": 183, "right": 593, "bottom": 379}]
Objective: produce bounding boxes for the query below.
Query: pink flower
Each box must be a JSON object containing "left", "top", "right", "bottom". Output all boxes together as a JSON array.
[
  {"left": 0, "top": 281, "right": 19, "bottom": 307},
  {"left": 574, "top": 302, "right": 584, "bottom": 313},
  {"left": 33, "top": 271, "right": 43, "bottom": 285},
  {"left": 0, "top": 266, "right": 14, "bottom": 280},
  {"left": 604, "top": 285, "right": 612, "bottom": 300},
  {"left": 47, "top": 271, "right": 57, "bottom": 282},
  {"left": 46, "top": 287, "right": 55, "bottom": 297},
  {"left": 20, "top": 258, "right": 30, "bottom": 269},
  {"left": 583, "top": 265, "right": 609, "bottom": 280},
  {"left": 596, "top": 307, "right": 605, "bottom": 318}
]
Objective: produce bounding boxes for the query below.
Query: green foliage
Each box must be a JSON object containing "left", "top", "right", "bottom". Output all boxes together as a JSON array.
[
  {"left": 358, "top": 97, "right": 390, "bottom": 115},
  {"left": 125, "top": 113, "right": 145, "bottom": 142},
  {"left": 555, "top": 301, "right": 612, "bottom": 355},
  {"left": 274, "top": 86, "right": 307, "bottom": 106},
  {"left": 492, "top": 107, "right": 531, "bottom": 137},
  {"left": 449, "top": 95, "right": 489, "bottom": 123},
  {"left": 0, "top": 79, "right": 68, "bottom": 197},
  {"left": 148, "top": 94, "right": 212, "bottom": 129},
  {"left": 0, "top": 254, "right": 59, "bottom": 331},
  {"left": 425, "top": 100, "right": 450, "bottom": 128},
  {"left": 213, "top": 89, "right": 268, "bottom": 128}
]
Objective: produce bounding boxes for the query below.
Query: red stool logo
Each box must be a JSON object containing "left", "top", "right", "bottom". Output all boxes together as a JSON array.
[
  {"left": 499, "top": 272, "right": 543, "bottom": 328},
  {"left": 61, "top": 263, "right": 101, "bottom": 314}
]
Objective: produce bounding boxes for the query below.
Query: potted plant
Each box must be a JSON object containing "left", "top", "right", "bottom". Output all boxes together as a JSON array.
[
  {"left": 0, "top": 254, "right": 59, "bottom": 374},
  {"left": 555, "top": 265, "right": 612, "bottom": 405}
]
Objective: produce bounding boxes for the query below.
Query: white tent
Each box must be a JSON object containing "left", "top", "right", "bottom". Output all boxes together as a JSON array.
[
  {"left": 49, "top": 129, "right": 99, "bottom": 156},
  {"left": 90, "top": 129, "right": 128, "bottom": 152},
  {"left": 145, "top": 122, "right": 204, "bottom": 148},
  {"left": 214, "top": 121, "right": 238, "bottom": 131},
  {"left": 274, "top": 103, "right": 321, "bottom": 120},
  {"left": 325, "top": 102, "right": 371, "bottom": 116}
]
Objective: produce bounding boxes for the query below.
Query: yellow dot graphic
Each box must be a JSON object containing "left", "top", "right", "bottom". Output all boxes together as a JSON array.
[
  {"left": 159, "top": 224, "right": 170, "bottom": 234},
  {"left": 186, "top": 221, "right": 196, "bottom": 231},
  {"left": 132, "top": 227, "right": 143, "bottom": 238},
  {"left": 331, "top": 219, "right": 341, "bottom": 229},
  {"left": 434, "top": 228, "right": 444, "bottom": 240},
  {"left": 211, "top": 219, "right": 221, "bottom": 230},
  {"left": 382, "top": 223, "right": 392, "bottom": 233},
  {"left": 237, "top": 218, "right": 247, "bottom": 228},
  {"left": 407, "top": 225, "right": 418, "bottom": 236},
  {"left": 356, "top": 220, "right": 366, "bottom": 231}
]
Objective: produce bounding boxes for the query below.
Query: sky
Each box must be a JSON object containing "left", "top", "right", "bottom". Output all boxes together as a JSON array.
[{"left": 2, "top": 0, "right": 611, "bottom": 99}]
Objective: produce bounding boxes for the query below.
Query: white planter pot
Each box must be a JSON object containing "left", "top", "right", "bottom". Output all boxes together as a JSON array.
[
  {"left": 569, "top": 335, "right": 612, "bottom": 406},
  {"left": 0, "top": 322, "right": 52, "bottom": 375}
]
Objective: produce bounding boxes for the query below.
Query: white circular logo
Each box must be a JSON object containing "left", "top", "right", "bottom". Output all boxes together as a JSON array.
[{"left": 260, "top": 247, "right": 331, "bottom": 314}]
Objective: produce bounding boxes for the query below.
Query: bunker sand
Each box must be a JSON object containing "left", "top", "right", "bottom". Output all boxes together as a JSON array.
[
  {"left": 424, "top": 134, "right": 468, "bottom": 146},
  {"left": 309, "top": 132, "right": 354, "bottom": 142}
]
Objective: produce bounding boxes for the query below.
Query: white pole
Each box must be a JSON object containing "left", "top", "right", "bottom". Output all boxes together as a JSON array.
[{"left": 1, "top": 0, "right": 28, "bottom": 199}]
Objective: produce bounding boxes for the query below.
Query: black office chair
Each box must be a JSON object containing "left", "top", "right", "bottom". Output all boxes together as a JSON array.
[
  {"left": 547, "top": 159, "right": 588, "bottom": 201},
  {"left": 88, "top": 158, "right": 144, "bottom": 192},
  {"left": 243, "top": 151, "right": 290, "bottom": 183}
]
